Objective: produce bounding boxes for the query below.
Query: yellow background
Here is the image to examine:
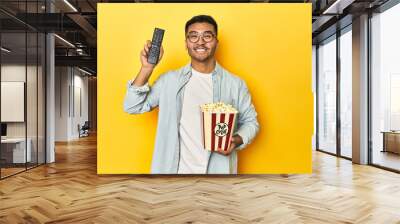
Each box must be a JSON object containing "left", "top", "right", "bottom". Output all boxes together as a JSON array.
[{"left": 98, "top": 3, "right": 313, "bottom": 174}]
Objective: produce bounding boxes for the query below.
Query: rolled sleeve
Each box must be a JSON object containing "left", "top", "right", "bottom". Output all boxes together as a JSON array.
[
  {"left": 235, "top": 129, "right": 250, "bottom": 150},
  {"left": 123, "top": 73, "right": 167, "bottom": 114},
  {"left": 127, "top": 80, "right": 150, "bottom": 93}
]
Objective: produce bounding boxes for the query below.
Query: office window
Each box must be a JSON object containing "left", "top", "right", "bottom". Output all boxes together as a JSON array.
[
  {"left": 371, "top": 2, "right": 400, "bottom": 171},
  {"left": 339, "top": 28, "right": 352, "bottom": 158},
  {"left": 317, "top": 35, "right": 337, "bottom": 154},
  {"left": 312, "top": 45, "right": 317, "bottom": 151}
]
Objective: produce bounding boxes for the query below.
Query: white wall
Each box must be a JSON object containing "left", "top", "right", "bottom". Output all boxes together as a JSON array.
[
  {"left": 55, "top": 66, "right": 69, "bottom": 141},
  {"left": 55, "top": 67, "right": 89, "bottom": 141},
  {"left": 72, "top": 72, "right": 89, "bottom": 138}
]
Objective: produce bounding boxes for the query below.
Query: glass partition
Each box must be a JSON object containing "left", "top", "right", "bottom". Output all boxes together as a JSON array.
[
  {"left": 371, "top": 3, "right": 400, "bottom": 171},
  {"left": 317, "top": 35, "right": 337, "bottom": 155}
]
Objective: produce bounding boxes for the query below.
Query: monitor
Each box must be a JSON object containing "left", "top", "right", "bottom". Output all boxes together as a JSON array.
[{"left": 1, "top": 123, "right": 7, "bottom": 137}]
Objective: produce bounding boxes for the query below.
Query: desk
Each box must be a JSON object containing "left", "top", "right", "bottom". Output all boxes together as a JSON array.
[
  {"left": 1, "top": 138, "right": 32, "bottom": 163},
  {"left": 381, "top": 131, "right": 400, "bottom": 154}
]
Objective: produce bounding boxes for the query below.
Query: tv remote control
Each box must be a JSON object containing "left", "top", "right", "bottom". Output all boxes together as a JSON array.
[{"left": 147, "top": 28, "right": 165, "bottom": 65}]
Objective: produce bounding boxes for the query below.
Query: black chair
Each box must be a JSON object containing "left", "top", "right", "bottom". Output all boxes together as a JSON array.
[{"left": 79, "top": 121, "right": 90, "bottom": 138}]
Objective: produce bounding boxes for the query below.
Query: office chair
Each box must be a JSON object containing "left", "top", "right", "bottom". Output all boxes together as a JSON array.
[{"left": 79, "top": 121, "right": 90, "bottom": 138}]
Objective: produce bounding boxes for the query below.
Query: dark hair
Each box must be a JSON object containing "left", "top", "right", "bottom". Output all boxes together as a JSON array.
[{"left": 185, "top": 15, "right": 218, "bottom": 35}]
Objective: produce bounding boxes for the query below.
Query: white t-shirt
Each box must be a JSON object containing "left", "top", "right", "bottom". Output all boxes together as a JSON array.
[{"left": 177, "top": 68, "right": 213, "bottom": 174}]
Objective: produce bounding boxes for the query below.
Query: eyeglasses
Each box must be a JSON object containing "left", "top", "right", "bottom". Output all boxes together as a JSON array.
[{"left": 186, "top": 31, "right": 216, "bottom": 43}]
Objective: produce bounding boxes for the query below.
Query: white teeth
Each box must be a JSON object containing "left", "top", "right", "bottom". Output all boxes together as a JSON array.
[{"left": 195, "top": 48, "right": 206, "bottom": 52}]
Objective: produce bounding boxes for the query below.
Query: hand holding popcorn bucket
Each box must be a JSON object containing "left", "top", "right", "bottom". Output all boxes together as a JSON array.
[{"left": 200, "top": 102, "right": 238, "bottom": 152}]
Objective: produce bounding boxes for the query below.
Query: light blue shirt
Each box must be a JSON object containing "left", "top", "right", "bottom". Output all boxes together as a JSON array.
[{"left": 124, "top": 63, "right": 259, "bottom": 174}]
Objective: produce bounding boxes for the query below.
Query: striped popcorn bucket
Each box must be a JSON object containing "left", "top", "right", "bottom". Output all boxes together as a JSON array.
[{"left": 201, "top": 111, "right": 238, "bottom": 152}]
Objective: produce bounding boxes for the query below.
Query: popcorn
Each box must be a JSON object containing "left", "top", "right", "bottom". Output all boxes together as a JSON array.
[
  {"left": 200, "top": 102, "right": 238, "bottom": 113},
  {"left": 200, "top": 102, "right": 238, "bottom": 152}
]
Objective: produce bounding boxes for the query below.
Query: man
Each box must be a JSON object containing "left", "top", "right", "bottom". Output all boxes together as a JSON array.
[{"left": 124, "top": 15, "right": 259, "bottom": 174}]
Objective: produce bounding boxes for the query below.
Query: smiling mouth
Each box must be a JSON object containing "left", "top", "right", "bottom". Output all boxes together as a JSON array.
[{"left": 194, "top": 47, "right": 208, "bottom": 53}]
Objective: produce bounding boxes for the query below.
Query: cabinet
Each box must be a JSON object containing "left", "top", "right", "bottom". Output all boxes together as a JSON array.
[{"left": 382, "top": 131, "right": 400, "bottom": 154}]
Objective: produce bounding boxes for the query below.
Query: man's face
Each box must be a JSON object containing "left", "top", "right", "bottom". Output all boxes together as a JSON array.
[{"left": 185, "top": 22, "right": 218, "bottom": 63}]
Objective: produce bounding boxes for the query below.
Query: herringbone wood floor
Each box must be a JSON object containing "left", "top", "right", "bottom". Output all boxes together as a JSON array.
[{"left": 1, "top": 134, "right": 400, "bottom": 224}]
